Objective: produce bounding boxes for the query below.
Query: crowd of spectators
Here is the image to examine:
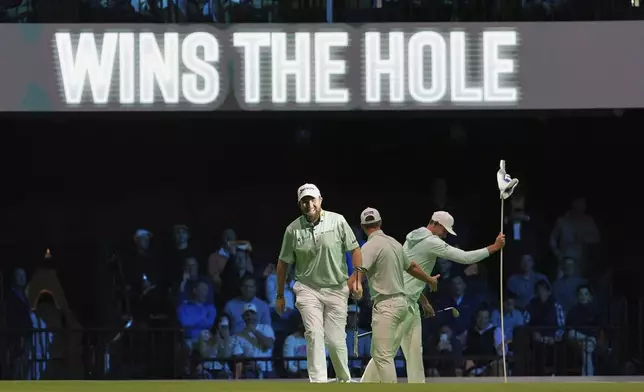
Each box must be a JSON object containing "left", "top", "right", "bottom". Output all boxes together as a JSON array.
[
  {"left": 0, "top": 0, "right": 640, "bottom": 23},
  {"left": 0, "top": 175, "right": 632, "bottom": 380}
]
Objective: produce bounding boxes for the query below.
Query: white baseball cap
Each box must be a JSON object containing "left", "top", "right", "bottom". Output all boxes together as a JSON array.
[
  {"left": 243, "top": 303, "right": 258, "bottom": 313},
  {"left": 360, "top": 207, "right": 382, "bottom": 225},
  {"left": 431, "top": 211, "right": 457, "bottom": 236},
  {"left": 297, "top": 183, "right": 321, "bottom": 201}
]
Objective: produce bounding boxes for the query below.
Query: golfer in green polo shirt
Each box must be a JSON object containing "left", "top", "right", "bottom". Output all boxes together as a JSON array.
[{"left": 275, "top": 183, "right": 363, "bottom": 383}]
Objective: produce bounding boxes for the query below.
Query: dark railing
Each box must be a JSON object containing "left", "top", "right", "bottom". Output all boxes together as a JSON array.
[{"left": 0, "top": 325, "right": 623, "bottom": 380}]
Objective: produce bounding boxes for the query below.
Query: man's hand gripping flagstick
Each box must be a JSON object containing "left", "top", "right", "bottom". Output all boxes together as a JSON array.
[{"left": 497, "top": 160, "right": 519, "bottom": 383}]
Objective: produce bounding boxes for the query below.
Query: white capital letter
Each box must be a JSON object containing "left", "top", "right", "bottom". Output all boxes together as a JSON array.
[
  {"left": 314, "top": 32, "right": 349, "bottom": 104},
  {"left": 271, "top": 32, "right": 311, "bottom": 104},
  {"left": 233, "top": 32, "right": 271, "bottom": 104},
  {"left": 140, "top": 32, "right": 180, "bottom": 104},
  {"left": 119, "top": 33, "right": 135, "bottom": 104},
  {"left": 483, "top": 31, "right": 518, "bottom": 102},
  {"left": 407, "top": 31, "right": 447, "bottom": 104},
  {"left": 365, "top": 32, "right": 405, "bottom": 104},
  {"left": 450, "top": 32, "right": 482, "bottom": 102},
  {"left": 55, "top": 32, "right": 118, "bottom": 104},
  {"left": 182, "top": 32, "right": 220, "bottom": 105}
]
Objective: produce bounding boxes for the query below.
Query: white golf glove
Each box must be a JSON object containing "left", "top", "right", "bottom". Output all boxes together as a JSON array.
[{"left": 497, "top": 160, "right": 519, "bottom": 200}]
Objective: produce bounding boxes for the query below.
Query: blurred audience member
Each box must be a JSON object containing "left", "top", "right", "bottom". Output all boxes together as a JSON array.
[
  {"left": 7, "top": 268, "right": 32, "bottom": 379},
  {"left": 177, "top": 257, "right": 214, "bottom": 305},
  {"left": 208, "top": 229, "right": 254, "bottom": 293},
  {"left": 507, "top": 254, "right": 549, "bottom": 309},
  {"left": 236, "top": 303, "right": 275, "bottom": 379},
  {"left": 198, "top": 314, "right": 243, "bottom": 379},
  {"left": 177, "top": 280, "right": 217, "bottom": 349},
  {"left": 425, "top": 324, "right": 464, "bottom": 377},
  {"left": 491, "top": 291, "right": 524, "bottom": 345},
  {"left": 566, "top": 285, "right": 600, "bottom": 376},
  {"left": 463, "top": 307, "right": 505, "bottom": 376},
  {"left": 27, "top": 305, "right": 53, "bottom": 380},
  {"left": 552, "top": 257, "right": 588, "bottom": 312},
  {"left": 436, "top": 274, "right": 481, "bottom": 343},
  {"left": 224, "top": 276, "right": 271, "bottom": 334},
  {"left": 524, "top": 280, "right": 565, "bottom": 376},
  {"left": 550, "top": 196, "right": 600, "bottom": 277},
  {"left": 220, "top": 246, "right": 254, "bottom": 302},
  {"left": 503, "top": 190, "right": 540, "bottom": 273},
  {"left": 283, "top": 317, "right": 308, "bottom": 378}
]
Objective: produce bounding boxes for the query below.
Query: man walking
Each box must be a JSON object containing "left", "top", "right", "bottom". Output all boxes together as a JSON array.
[
  {"left": 399, "top": 211, "right": 506, "bottom": 383},
  {"left": 275, "top": 183, "right": 363, "bottom": 383},
  {"left": 356, "top": 208, "right": 440, "bottom": 383}
]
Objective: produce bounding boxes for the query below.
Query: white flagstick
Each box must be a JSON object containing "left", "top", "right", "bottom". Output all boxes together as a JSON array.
[
  {"left": 496, "top": 159, "right": 518, "bottom": 383},
  {"left": 499, "top": 195, "right": 508, "bottom": 383}
]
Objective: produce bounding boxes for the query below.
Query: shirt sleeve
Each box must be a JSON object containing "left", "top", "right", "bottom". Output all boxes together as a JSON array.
[
  {"left": 400, "top": 248, "right": 412, "bottom": 271},
  {"left": 231, "top": 337, "right": 244, "bottom": 356},
  {"left": 424, "top": 237, "right": 489, "bottom": 265},
  {"left": 339, "top": 215, "right": 359, "bottom": 252},
  {"left": 278, "top": 226, "right": 296, "bottom": 264},
  {"left": 361, "top": 242, "right": 378, "bottom": 273}
]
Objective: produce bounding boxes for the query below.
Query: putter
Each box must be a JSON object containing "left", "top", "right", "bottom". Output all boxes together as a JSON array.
[{"left": 356, "top": 306, "right": 460, "bottom": 339}]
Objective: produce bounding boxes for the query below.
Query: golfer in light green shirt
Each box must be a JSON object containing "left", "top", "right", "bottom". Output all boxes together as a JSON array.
[
  {"left": 275, "top": 183, "right": 363, "bottom": 383},
  {"left": 356, "top": 208, "right": 440, "bottom": 383},
  {"left": 399, "top": 211, "right": 506, "bottom": 382}
]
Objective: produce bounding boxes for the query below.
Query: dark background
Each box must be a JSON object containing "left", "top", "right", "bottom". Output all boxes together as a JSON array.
[{"left": 0, "top": 110, "right": 640, "bottom": 327}]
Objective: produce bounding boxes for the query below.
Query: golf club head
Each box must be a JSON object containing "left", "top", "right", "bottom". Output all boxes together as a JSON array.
[{"left": 451, "top": 307, "right": 460, "bottom": 318}]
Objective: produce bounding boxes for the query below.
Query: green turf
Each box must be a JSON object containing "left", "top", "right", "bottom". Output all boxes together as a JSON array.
[{"left": 0, "top": 381, "right": 642, "bottom": 392}]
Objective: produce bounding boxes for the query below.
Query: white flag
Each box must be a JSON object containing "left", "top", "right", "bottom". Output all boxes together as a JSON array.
[{"left": 497, "top": 160, "right": 519, "bottom": 200}]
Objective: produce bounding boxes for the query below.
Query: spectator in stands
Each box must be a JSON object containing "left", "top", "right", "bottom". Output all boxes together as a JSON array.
[
  {"left": 283, "top": 317, "right": 308, "bottom": 378},
  {"left": 566, "top": 284, "right": 600, "bottom": 376},
  {"left": 220, "top": 246, "right": 254, "bottom": 303},
  {"left": 224, "top": 275, "right": 271, "bottom": 334},
  {"left": 6, "top": 268, "right": 31, "bottom": 379},
  {"left": 436, "top": 274, "right": 481, "bottom": 344},
  {"left": 198, "top": 314, "right": 243, "bottom": 379},
  {"left": 236, "top": 303, "right": 275, "bottom": 379},
  {"left": 345, "top": 304, "right": 370, "bottom": 377},
  {"left": 507, "top": 254, "right": 549, "bottom": 309},
  {"left": 550, "top": 196, "right": 600, "bottom": 277},
  {"left": 463, "top": 307, "right": 505, "bottom": 376},
  {"left": 208, "top": 229, "right": 254, "bottom": 293},
  {"left": 27, "top": 303, "right": 53, "bottom": 380},
  {"left": 177, "top": 257, "right": 214, "bottom": 305},
  {"left": 491, "top": 291, "right": 524, "bottom": 346},
  {"left": 125, "top": 229, "right": 163, "bottom": 323},
  {"left": 177, "top": 280, "right": 217, "bottom": 349},
  {"left": 503, "top": 190, "right": 540, "bottom": 274},
  {"left": 524, "top": 280, "right": 565, "bottom": 376},
  {"left": 425, "top": 324, "right": 464, "bottom": 377},
  {"left": 552, "top": 257, "right": 588, "bottom": 312},
  {"left": 168, "top": 224, "right": 201, "bottom": 276}
]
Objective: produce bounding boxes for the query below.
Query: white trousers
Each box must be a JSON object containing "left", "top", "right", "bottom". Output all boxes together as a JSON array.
[
  {"left": 293, "top": 281, "right": 351, "bottom": 383},
  {"left": 362, "top": 298, "right": 425, "bottom": 383},
  {"left": 360, "top": 295, "right": 410, "bottom": 383}
]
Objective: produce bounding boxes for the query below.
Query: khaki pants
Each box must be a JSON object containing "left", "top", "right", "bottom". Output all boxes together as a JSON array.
[
  {"left": 361, "top": 295, "right": 411, "bottom": 383},
  {"left": 293, "top": 281, "right": 351, "bottom": 383},
  {"left": 362, "top": 297, "right": 425, "bottom": 383}
]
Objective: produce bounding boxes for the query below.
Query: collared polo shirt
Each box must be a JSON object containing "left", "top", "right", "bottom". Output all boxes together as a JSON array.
[
  {"left": 361, "top": 230, "right": 410, "bottom": 303},
  {"left": 279, "top": 210, "right": 359, "bottom": 288}
]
